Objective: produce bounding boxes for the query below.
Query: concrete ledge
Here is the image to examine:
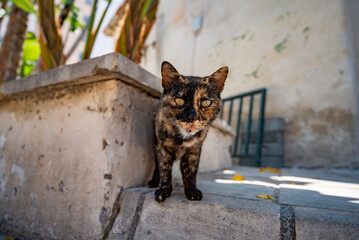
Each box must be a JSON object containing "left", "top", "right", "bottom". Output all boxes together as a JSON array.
[{"left": 0, "top": 53, "right": 162, "bottom": 99}]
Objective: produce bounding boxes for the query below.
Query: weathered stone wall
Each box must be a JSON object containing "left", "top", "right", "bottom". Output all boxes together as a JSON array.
[
  {"left": 140, "top": 0, "right": 359, "bottom": 168},
  {"left": 0, "top": 53, "right": 234, "bottom": 239}
]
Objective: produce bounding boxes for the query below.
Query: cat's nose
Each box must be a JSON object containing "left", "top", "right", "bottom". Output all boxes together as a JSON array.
[{"left": 187, "top": 108, "right": 197, "bottom": 122}]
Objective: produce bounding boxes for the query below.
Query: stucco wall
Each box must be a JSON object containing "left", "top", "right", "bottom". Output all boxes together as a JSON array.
[
  {"left": 140, "top": 0, "right": 358, "bottom": 168},
  {"left": 0, "top": 80, "right": 158, "bottom": 238}
]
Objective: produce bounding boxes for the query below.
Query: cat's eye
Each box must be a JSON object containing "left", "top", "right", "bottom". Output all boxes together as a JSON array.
[
  {"left": 175, "top": 98, "right": 185, "bottom": 106},
  {"left": 201, "top": 100, "right": 211, "bottom": 108}
]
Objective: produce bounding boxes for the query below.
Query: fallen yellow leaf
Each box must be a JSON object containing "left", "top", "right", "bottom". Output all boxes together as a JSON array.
[
  {"left": 5, "top": 237, "right": 13, "bottom": 240},
  {"left": 232, "top": 174, "right": 245, "bottom": 181},
  {"left": 266, "top": 166, "right": 282, "bottom": 173},
  {"left": 291, "top": 182, "right": 296, "bottom": 185},
  {"left": 259, "top": 168, "right": 266, "bottom": 172},
  {"left": 256, "top": 194, "right": 275, "bottom": 200}
]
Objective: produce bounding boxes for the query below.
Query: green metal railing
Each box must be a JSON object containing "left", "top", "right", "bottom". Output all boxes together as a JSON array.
[{"left": 220, "top": 88, "right": 266, "bottom": 166}]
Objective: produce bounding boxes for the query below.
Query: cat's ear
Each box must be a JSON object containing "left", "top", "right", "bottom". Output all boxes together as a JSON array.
[
  {"left": 161, "top": 61, "right": 181, "bottom": 89},
  {"left": 209, "top": 66, "right": 229, "bottom": 92}
]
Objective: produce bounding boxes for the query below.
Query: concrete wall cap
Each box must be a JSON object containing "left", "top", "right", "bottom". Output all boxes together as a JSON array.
[{"left": 0, "top": 52, "right": 162, "bottom": 99}]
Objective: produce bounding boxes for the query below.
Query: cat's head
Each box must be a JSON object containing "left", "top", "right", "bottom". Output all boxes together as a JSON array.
[{"left": 160, "top": 61, "right": 228, "bottom": 139}]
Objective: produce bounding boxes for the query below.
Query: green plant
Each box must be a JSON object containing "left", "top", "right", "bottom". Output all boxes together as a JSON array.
[
  {"left": 0, "top": 0, "right": 158, "bottom": 82},
  {"left": 1, "top": 0, "right": 111, "bottom": 76},
  {"left": 20, "top": 32, "right": 41, "bottom": 77},
  {"left": 110, "top": 0, "right": 159, "bottom": 64},
  {"left": 0, "top": 3, "right": 28, "bottom": 83},
  {"left": 82, "top": 0, "right": 112, "bottom": 60}
]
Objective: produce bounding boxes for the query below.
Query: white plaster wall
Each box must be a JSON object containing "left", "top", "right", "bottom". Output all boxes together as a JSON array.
[
  {"left": 0, "top": 80, "right": 157, "bottom": 239},
  {"left": 140, "top": 0, "right": 358, "bottom": 168}
]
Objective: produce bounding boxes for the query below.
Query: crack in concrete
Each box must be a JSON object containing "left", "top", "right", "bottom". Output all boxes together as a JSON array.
[
  {"left": 101, "top": 187, "right": 124, "bottom": 240},
  {"left": 280, "top": 205, "right": 296, "bottom": 240},
  {"left": 127, "top": 192, "right": 146, "bottom": 240}
]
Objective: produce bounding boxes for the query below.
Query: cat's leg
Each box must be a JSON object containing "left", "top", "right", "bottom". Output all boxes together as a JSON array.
[
  {"left": 147, "top": 159, "right": 160, "bottom": 188},
  {"left": 155, "top": 147, "right": 174, "bottom": 202},
  {"left": 147, "top": 143, "right": 160, "bottom": 188},
  {"left": 180, "top": 149, "right": 202, "bottom": 201}
]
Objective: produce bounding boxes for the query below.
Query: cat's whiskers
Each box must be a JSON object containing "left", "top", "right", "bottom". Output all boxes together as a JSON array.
[{"left": 157, "top": 121, "right": 175, "bottom": 131}]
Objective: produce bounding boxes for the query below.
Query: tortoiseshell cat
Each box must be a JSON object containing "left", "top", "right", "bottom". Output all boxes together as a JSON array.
[{"left": 148, "top": 62, "right": 228, "bottom": 202}]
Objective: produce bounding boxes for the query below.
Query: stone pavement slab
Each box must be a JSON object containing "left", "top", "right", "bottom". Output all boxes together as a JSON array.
[
  {"left": 295, "top": 206, "right": 359, "bottom": 240},
  {"left": 276, "top": 168, "right": 359, "bottom": 212},
  {"left": 194, "top": 168, "right": 278, "bottom": 201}
]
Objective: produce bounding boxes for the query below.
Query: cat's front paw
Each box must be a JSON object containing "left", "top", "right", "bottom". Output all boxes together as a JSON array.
[
  {"left": 155, "top": 186, "right": 173, "bottom": 202},
  {"left": 185, "top": 188, "right": 203, "bottom": 201}
]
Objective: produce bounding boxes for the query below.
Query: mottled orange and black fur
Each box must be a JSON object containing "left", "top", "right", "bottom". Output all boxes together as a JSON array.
[{"left": 148, "top": 62, "right": 228, "bottom": 202}]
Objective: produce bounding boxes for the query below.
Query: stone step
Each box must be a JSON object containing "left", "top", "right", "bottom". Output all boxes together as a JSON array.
[
  {"left": 106, "top": 188, "right": 359, "bottom": 240},
  {"left": 106, "top": 188, "right": 281, "bottom": 240},
  {"left": 106, "top": 166, "right": 359, "bottom": 240}
]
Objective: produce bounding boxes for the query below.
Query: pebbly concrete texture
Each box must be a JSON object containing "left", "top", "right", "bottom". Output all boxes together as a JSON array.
[
  {"left": 0, "top": 53, "right": 234, "bottom": 239},
  {"left": 140, "top": 0, "right": 359, "bottom": 168},
  {"left": 107, "top": 166, "right": 359, "bottom": 240},
  {"left": 295, "top": 207, "right": 359, "bottom": 240}
]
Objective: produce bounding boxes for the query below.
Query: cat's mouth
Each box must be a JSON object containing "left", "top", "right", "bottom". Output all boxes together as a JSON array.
[{"left": 178, "top": 120, "right": 203, "bottom": 136}]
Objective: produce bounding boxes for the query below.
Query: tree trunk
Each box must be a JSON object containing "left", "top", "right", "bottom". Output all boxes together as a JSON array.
[
  {"left": 0, "top": 5, "right": 28, "bottom": 83},
  {"left": 37, "top": 0, "right": 64, "bottom": 70}
]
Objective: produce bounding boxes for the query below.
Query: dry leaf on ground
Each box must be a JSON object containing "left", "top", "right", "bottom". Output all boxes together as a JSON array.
[
  {"left": 266, "top": 166, "right": 282, "bottom": 173},
  {"left": 232, "top": 174, "right": 245, "bottom": 181},
  {"left": 256, "top": 194, "right": 275, "bottom": 200}
]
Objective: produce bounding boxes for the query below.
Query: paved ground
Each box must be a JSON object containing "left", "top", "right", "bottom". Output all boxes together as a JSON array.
[
  {"left": 3, "top": 166, "right": 359, "bottom": 239},
  {"left": 108, "top": 166, "right": 359, "bottom": 240}
]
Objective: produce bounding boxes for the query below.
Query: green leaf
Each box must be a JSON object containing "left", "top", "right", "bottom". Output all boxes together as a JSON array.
[
  {"left": 82, "top": 0, "right": 98, "bottom": 59},
  {"left": 20, "top": 32, "right": 41, "bottom": 77},
  {"left": 11, "top": 0, "right": 38, "bottom": 17},
  {"left": 69, "top": 3, "right": 85, "bottom": 31}
]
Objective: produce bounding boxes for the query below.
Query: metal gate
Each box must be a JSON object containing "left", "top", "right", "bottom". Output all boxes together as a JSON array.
[{"left": 220, "top": 88, "right": 266, "bottom": 166}]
